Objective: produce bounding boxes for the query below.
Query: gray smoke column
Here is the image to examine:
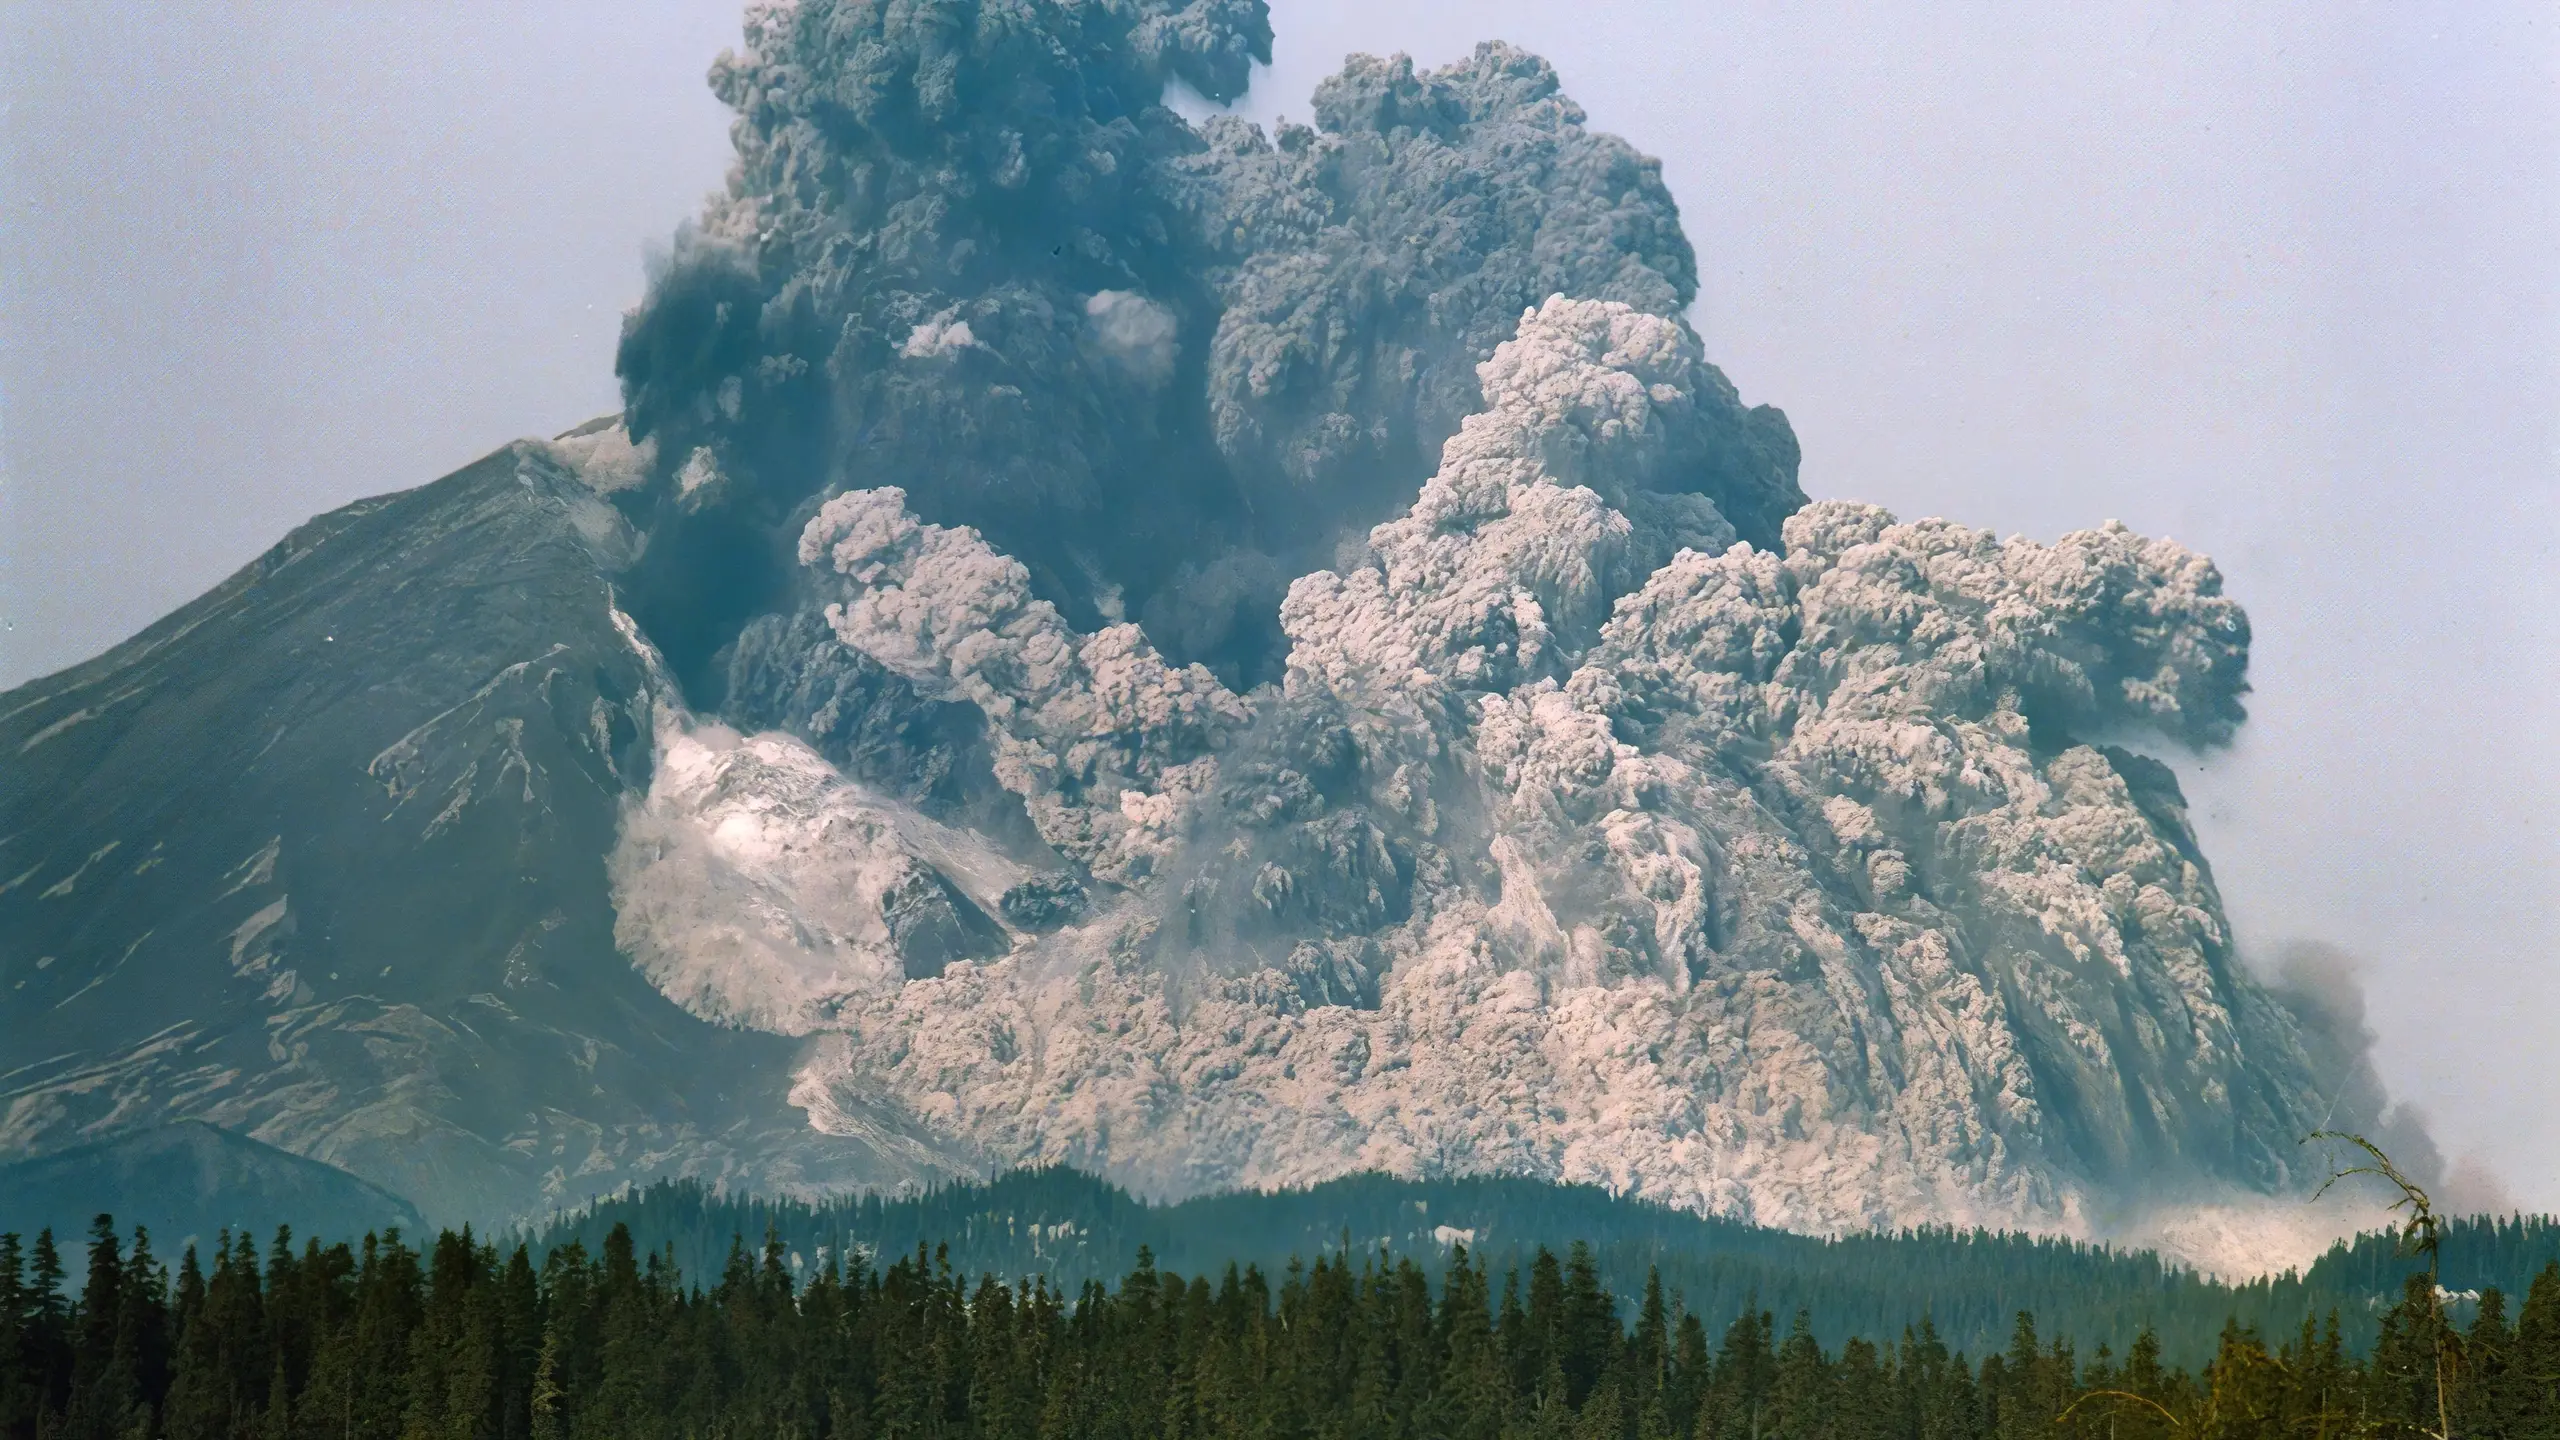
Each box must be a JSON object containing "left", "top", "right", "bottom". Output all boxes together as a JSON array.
[
  {"left": 2264, "top": 941, "right": 2505, "bottom": 1212},
  {"left": 607, "top": 0, "right": 1799, "bottom": 698}
]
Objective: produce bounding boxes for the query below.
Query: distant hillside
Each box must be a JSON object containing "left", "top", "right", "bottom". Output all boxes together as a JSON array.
[
  {"left": 517, "top": 1168, "right": 2560, "bottom": 1369},
  {"left": 0, "top": 1121, "right": 420, "bottom": 1252}
]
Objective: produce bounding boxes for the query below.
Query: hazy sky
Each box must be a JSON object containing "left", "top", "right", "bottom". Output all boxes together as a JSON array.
[{"left": 5, "top": 3, "right": 2554, "bottom": 1205}]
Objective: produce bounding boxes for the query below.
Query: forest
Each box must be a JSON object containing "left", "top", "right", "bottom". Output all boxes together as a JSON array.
[
  {"left": 2, "top": 1201, "right": 2556, "bottom": 1440},
  {"left": 524, "top": 1168, "right": 2560, "bottom": 1367}
]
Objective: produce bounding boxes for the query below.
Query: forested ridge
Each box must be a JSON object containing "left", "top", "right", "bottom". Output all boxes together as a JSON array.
[
  {"left": 523, "top": 1170, "right": 2560, "bottom": 1366},
  {"left": 5, "top": 1201, "right": 2559, "bottom": 1440}
]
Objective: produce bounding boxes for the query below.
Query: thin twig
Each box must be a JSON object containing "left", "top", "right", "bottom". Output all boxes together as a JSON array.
[{"left": 2305, "top": 1131, "right": 2457, "bottom": 1440}]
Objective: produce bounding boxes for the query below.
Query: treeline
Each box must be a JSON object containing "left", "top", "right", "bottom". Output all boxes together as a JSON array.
[
  {"left": 531, "top": 1170, "right": 2234, "bottom": 1364},
  {"left": 522, "top": 1168, "right": 2560, "bottom": 1366},
  {"left": 6, "top": 1211, "right": 2560, "bottom": 1440}
]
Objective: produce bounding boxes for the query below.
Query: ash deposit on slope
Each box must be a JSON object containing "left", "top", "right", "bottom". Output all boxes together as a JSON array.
[{"left": 596, "top": 0, "right": 2360, "bottom": 1255}]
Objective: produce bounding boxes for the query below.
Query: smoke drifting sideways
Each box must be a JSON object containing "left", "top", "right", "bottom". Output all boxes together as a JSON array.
[
  {"left": 2268, "top": 940, "right": 2516, "bottom": 1218},
  {"left": 604, "top": 0, "right": 1800, "bottom": 704}
]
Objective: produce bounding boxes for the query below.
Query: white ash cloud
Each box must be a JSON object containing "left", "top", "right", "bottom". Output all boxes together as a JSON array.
[
  {"left": 719, "top": 298, "right": 2338, "bottom": 1236},
  {"left": 898, "top": 314, "right": 980, "bottom": 361},
  {"left": 1084, "top": 290, "right": 1179, "bottom": 387},
  {"left": 591, "top": 0, "right": 2362, "bottom": 1246},
  {"left": 798, "top": 486, "right": 1250, "bottom": 885},
  {"left": 610, "top": 707, "right": 1031, "bottom": 1035},
  {"left": 544, "top": 416, "right": 653, "bottom": 494}
]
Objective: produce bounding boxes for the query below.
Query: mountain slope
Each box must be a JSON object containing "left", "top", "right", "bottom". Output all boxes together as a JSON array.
[
  {"left": 0, "top": 442, "right": 959, "bottom": 1224},
  {"left": 0, "top": 1120, "right": 423, "bottom": 1251}
]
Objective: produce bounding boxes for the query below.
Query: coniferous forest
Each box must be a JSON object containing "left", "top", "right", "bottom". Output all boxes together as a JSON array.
[
  {"left": 518, "top": 1170, "right": 2560, "bottom": 1369},
  {"left": 5, "top": 1204, "right": 2559, "bottom": 1440}
]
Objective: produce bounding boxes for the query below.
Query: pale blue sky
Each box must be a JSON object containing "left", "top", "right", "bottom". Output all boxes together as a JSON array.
[{"left": 5, "top": 1, "right": 2554, "bottom": 1205}]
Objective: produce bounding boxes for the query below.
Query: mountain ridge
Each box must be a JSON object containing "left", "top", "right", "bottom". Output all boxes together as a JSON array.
[
  {"left": 0, "top": 1119, "right": 423, "bottom": 1250},
  {"left": 515, "top": 1167, "right": 2560, "bottom": 1369}
]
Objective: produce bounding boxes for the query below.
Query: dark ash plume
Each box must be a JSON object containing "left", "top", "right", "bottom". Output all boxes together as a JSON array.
[{"left": 608, "top": 0, "right": 1801, "bottom": 697}]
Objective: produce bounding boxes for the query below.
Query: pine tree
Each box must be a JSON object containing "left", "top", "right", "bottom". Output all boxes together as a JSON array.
[
  {"left": 2373, "top": 1271, "right": 2450, "bottom": 1434},
  {"left": 1768, "top": 1311, "right": 1826, "bottom": 1440},
  {"left": 2508, "top": 1264, "right": 2560, "bottom": 1439},
  {"left": 261, "top": 1356, "right": 292, "bottom": 1440},
  {"left": 1664, "top": 1310, "right": 1709, "bottom": 1440},
  {"left": 0, "top": 1234, "right": 30, "bottom": 1440},
  {"left": 1702, "top": 1304, "right": 1772, "bottom": 1440},
  {"left": 579, "top": 1225, "right": 660, "bottom": 1440},
  {"left": 1432, "top": 1248, "right": 1508, "bottom": 1440},
  {"left": 1572, "top": 1373, "right": 1624, "bottom": 1440},
  {"left": 2459, "top": 1286, "right": 2515, "bottom": 1440},
  {"left": 1498, "top": 1266, "right": 1532, "bottom": 1405},
  {"left": 1522, "top": 1250, "right": 1565, "bottom": 1405},
  {"left": 161, "top": 1246, "right": 215, "bottom": 1440},
  {"left": 59, "top": 1217, "right": 134, "bottom": 1440},
  {"left": 1559, "top": 1244, "right": 1617, "bottom": 1410},
  {"left": 25, "top": 1230, "right": 71, "bottom": 1431},
  {"left": 1630, "top": 1270, "right": 1669, "bottom": 1421},
  {"left": 1895, "top": 1319, "right": 1968, "bottom": 1440},
  {"left": 2196, "top": 1319, "right": 2283, "bottom": 1440},
  {"left": 495, "top": 1247, "right": 540, "bottom": 1440},
  {"left": 114, "top": 1227, "right": 169, "bottom": 1438},
  {"left": 1832, "top": 1337, "right": 1889, "bottom": 1440}
]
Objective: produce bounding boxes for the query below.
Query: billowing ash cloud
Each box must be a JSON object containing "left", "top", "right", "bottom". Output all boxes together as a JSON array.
[
  {"left": 2264, "top": 940, "right": 2514, "bottom": 1215},
  {"left": 592, "top": 0, "right": 2355, "bottom": 1245},
  {"left": 1182, "top": 48, "right": 1796, "bottom": 549},
  {"left": 605, "top": 0, "right": 1798, "bottom": 697},
  {"left": 610, "top": 289, "right": 2336, "bottom": 1238},
  {"left": 2268, "top": 942, "right": 2402, "bottom": 1140},
  {"left": 1085, "top": 289, "right": 1180, "bottom": 386},
  {"left": 795, "top": 484, "right": 1249, "bottom": 885}
]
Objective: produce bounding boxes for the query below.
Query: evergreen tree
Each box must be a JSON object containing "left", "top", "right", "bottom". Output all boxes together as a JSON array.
[
  {"left": 2508, "top": 1263, "right": 2560, "bottom": 1438},
  {"left": 1702, "top": 1303, "right": 1773, "bottom": 1440},
  {"left": 2371, "top": 1270, "right": 2450, "bottom": 1434},
  {"left": 0, "top": 1235, "right": 29, "bottom": 1440},
  {"left": 1833, "top": 1337, "right": 1889, "bottom": 1440},
  {"left": 1559, "top": 1243, "right": 1617, "bottom": 1409},
  {"left": 1434, "top": 1248, "right": 1509, "bottom": 1440},
  {"left": 116, "top": 1226, "right": 171, "bottom": 1437},
  {"left": 63, "top": 1214, "right": 128, "bottom": 1440},
  {"left": 25, "top": 1230, "right": 71, "bottom": 1431},
  {"left": 1768, "top": 1311, "right": 1826, "bottom": 1440},
  {"left": 4, "top": 1188, "right": 2558, "bottom": 1440}
]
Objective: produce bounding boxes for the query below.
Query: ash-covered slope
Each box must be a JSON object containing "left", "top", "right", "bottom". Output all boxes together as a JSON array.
[{"left": 5, "top": 0, "right": 2363, "bottom": 1244}]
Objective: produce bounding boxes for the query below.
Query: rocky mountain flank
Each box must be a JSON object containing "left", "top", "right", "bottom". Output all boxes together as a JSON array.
[
  {"left": 0, "top": 444, "right": 967, "bottom": 1222},
  {"left": 4, "top": 0, "right": 2353, "bottom": 1243}
]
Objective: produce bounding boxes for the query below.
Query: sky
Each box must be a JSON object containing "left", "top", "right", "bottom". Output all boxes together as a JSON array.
[{"left": 4, "top": 2, "right": 2554, "bottom": 1205}]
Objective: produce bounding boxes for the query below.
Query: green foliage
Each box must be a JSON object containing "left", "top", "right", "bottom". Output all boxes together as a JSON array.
[
  {"left": 519, "top": 1169, "right": 2560, "bottom": 1369},
  {"left": 2, "top": 1176, "right": 2558, "bottom": 1440}
]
